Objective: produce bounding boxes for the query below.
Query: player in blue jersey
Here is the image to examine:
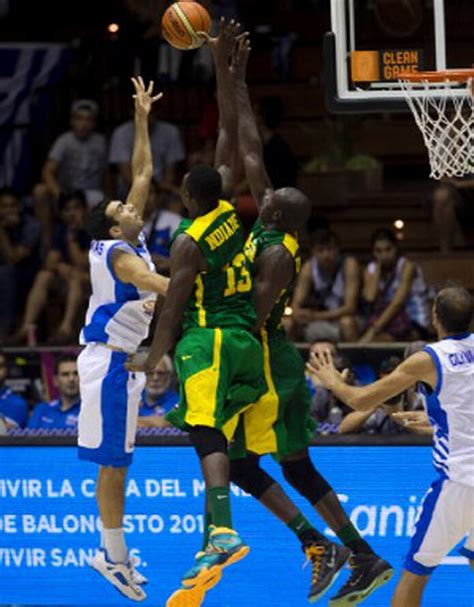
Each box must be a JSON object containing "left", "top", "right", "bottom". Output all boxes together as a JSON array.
[
  {"left": 307, "top": 286, "right": 474, "bottom": 607},
  {"left": 77, "top": 77, "right": 168, "bottom": 602}
]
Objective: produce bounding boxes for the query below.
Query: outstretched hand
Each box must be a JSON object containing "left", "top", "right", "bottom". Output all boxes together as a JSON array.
[
  {"left": 198, "top": 17, "right": 242, "bottom": 57},
  {"left": 306, "top": 349, "right": 346, "bottom": 391},
  {"left": 230, "top": 31, "right": 251, "bottom": 81},
  {"left": 131, "top": 76, "right": 163, "bottom": 117}
]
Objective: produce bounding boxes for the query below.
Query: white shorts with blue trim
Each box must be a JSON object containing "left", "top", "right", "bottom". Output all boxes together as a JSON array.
[
  {"left": 405, "top": 476, "right": 474, "bottom": 576},
  {"left": 77, "top": 343, "right": 145, "bottom": 467}
]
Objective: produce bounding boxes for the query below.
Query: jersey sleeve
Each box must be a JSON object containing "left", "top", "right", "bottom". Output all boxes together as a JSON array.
[
  {"left": 0, "top": 395, "right": 28, "bottom": 428},
  {"left": 27, "top": 403, "right": 46, "bottom": 429}
]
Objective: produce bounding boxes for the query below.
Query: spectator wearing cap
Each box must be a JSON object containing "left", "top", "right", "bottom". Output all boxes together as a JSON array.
[
  {"left": 28, "top": 355, "right": 81, "bottom": 430},
  {"left": 0, "top": 187, "right": 41, "bottom": 338},
  {"left": 109, "top": 105, "right": 185, "bottom": 202},
  {"left": 338, "top": 356, "right": 409, "bottom": 435},
  {"left": 9, "top": 191, "right": 90, "bottom": 345},
  {"left": 138, "top": 356, "right": 178, "bottom": 428},
  {"left": 32, "top": 99, "right": 107, "bottom": 246},
  {"left": 0, "top": 351, "right": 28, "bottom": 430}
]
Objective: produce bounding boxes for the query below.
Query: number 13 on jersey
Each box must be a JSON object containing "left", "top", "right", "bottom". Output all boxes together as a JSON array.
[{"left": 223, "top": 253, "right": 252, "bottom": 297}]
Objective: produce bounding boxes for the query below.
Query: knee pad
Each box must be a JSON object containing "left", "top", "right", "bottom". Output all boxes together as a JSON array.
[
  {"left": 189, "top": 426, "right": 227, "bottom": 459},
  {"left": 281, "top": 457, "right": 332, "bottom": 505},
  {"left": 230, "top": 453, "right": 276, "bottom": 499}
]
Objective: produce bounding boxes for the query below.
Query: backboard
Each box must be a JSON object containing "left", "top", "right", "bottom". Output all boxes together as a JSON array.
[{"left": 324, "top": 0, "right": 472, "bottom": 113}]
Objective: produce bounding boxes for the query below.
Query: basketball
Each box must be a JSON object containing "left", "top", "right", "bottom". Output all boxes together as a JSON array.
[{"left": 161, "top": 2, "right": 211, "bottom": 50}]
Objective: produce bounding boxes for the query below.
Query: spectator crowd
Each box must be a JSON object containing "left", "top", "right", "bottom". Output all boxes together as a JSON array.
[{"left": 0, "top": 338, "right": 427, "bottom": 437}]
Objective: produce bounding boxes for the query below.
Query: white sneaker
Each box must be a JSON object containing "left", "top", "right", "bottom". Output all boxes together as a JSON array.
[
  {"left": 91, "top": 548, "right": 146, "bottom": 601},
  {"left": 131, "top": 556, "right": 148, "bottom": 585}
]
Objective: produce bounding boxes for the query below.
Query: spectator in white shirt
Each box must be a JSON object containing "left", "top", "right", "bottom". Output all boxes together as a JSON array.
[{"left": 32, "top": 99, "right": 107, "bottom": 246}]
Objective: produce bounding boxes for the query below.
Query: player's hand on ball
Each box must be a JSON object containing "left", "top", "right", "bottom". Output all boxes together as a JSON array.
[
  {"left": 131, "top": 76, "right": 163, "bottom": 117},
  {"left": 126, "top": 351, "right": 152, "bottom": 373}
]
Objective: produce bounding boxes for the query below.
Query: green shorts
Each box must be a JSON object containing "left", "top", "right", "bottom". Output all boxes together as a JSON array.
[
  {"left": 166, "top": 327, "right": 266, "bottom": 438},
  {"left": 229, "top": 332, "right": 315, "bottom": 460}
]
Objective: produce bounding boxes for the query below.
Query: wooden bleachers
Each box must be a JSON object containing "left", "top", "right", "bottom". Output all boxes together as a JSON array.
[{"left": 411, "top": 255, "right": 474, "bottom": 291}]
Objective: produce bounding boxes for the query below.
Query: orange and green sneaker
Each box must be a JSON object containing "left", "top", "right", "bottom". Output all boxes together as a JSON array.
[{"left": 166, "top": 526, "right": 249, "bottom": 607}]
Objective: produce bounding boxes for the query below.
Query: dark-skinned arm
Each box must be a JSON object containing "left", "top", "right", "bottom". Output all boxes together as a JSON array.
[
  {"left": 233, "top": 36, "right": 273, "bottom": 209},
  {"left": 208, "top": 19, "right": 243, "bottom": 196},
  {"left": 253, "top": 244, "right": 294, "bottom": 331},
  {"left": 127, "top": 234, "right": 201, "bottom": 372}
]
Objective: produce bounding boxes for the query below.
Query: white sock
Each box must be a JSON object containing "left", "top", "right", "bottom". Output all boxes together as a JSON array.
[{"left": 102, "top": 527, "right": 127, "bottom": 563}]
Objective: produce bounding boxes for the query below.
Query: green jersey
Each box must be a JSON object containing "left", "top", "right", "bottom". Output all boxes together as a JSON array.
[
  {"left": 245, "top": 218, "right": 301, "bottom": 338},
  {"left": 174, "top": 200, "right": 256, "bottom": 332}
]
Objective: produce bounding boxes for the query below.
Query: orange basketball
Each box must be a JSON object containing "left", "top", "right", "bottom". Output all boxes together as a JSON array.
[{"left": 161, "top": 2, "right": 211, "bottom": 50}]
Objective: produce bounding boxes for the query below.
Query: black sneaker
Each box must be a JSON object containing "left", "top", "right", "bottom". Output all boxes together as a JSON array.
[
  {"left": 303, "top": 542, "right": 352, "bottom": 604},
  {"left": 329, "top": 553, "right": 394, "bottom": 606}
]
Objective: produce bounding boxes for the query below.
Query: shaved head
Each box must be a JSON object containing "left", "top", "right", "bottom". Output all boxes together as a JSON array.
[
  {"left": 273, "top": 187, "right": 311, "bottom": 232},
  {"left": 434, "top": 286, "right": 473, "bottom": 334}
]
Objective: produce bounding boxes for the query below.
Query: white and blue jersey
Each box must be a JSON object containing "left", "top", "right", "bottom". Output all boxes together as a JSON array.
[
  {"left": 78, "top": 233, "right": 157, "bottom": 468},
  {"left": 80, "top": 233, "right": 157, "bottom": 353},
  {"left": 424, "top": 333, "right": 474, "bottom": 486},
  {"left": 405, "top": 332, "right": 474, "bottom": 576}
]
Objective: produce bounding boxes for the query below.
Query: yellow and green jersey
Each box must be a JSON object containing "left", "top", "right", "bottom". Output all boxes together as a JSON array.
[
  {"left": 245, "top": 218, "right": 301, "bottom": 338},
  {"left": 174, "top": 200, "right": 256, "bottom": 332}
]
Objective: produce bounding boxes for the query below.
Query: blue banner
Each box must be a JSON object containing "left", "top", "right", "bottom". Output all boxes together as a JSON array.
[{"left": 0, "top": 446, "right": 472, "bottom": 606}]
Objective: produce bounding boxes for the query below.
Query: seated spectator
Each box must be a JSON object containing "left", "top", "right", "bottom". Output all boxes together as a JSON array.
[
  {"left": 338, "top": 356, "right": 408, "bottom": 435},
  {"left": 0, "top": 188, "right": 41, "bottom": 339},
  {"left": 359, "top": 228, "right": 430, "bottom": 343},
  {"left": 28, "top": 354, "right": 80, "bottom": 430},
  {"left": 32, "top": 100, "right": 107, "bottom": 245},
  {"left": 432, "top": 176, "right": 474, "bottom": 253},
  {"left": 142, "top": 180, "right": 183, "bottom": 273},
  {"left": 10, "top": 192, "right": 90, "bottom": 345},
  {"left": 109, "top": 106, "right": 185, "bottom": 202},
  {"left": 138, "top": 356, "right": 178, "bottom": 428},
  {"left": 291, "top": 229, "right": 360, "bottom": 342},
  {"left": 0, "top": 350, "right": 28, "bottom": 430}
]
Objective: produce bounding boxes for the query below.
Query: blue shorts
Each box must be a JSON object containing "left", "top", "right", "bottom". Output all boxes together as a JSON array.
[
  {"left": 77, "top": 344, "right": 145, "bottom": 468},
  {"left": 404, "top": 476, "right": 474, "bottom": 576}
]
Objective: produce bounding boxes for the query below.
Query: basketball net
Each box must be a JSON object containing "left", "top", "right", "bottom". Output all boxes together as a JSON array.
[{"left": 400, "top": 75, "right": 474, "bottom": 180}]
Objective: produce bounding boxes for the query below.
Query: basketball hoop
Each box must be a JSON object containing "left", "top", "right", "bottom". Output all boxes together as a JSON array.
[{"left": 400, "top": 69, "right": 474, "bottom": 180}]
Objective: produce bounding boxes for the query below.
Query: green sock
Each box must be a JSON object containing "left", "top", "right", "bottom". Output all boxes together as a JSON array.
[
  {"left": 288, "top": 512, "right": 322, "bottom": 543},
  {"left": 202, "top": 492, "right": 212, "bottom": 550},
  {"left": 337, "top": 522, "right": 373, "bottom": 554},
  {"left": 208, "top": 486, "right": 232, "bottom": 529}
]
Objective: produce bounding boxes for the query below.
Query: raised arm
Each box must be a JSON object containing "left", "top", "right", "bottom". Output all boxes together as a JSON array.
[
  {"left": 126, "top": 77, "right": 162, "bottom": 217},
  {"left": 233, "top": 35, "right": 273, "bottom": 208},
  {"left": 203, "top": 19, "right": 243, "bottom": 196},
  {"left": 127, "top": 234, "right": 202, "bottom": 372}
]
